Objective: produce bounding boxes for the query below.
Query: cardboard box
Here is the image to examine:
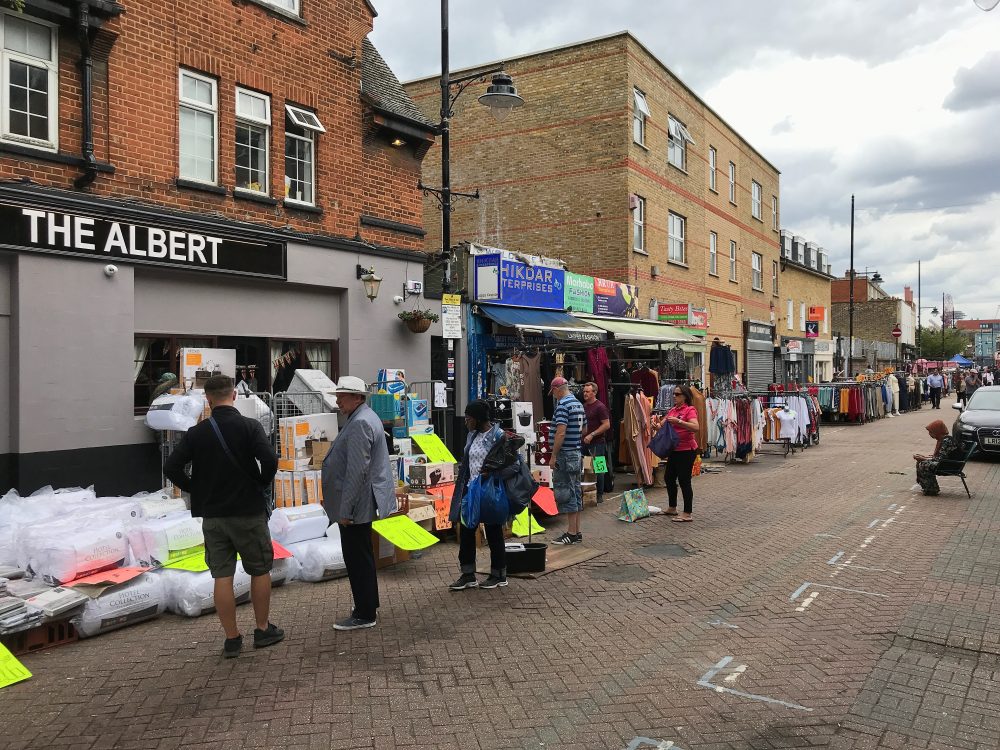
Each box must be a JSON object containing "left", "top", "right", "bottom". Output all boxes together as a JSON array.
[
  {"left": 373, "top": 533, "right": 410, "bottom": 570},
  {"left": 309, "top": 439, "right": 332, "bottom": 467},
  {"left": 531, "top": 466, "right": 553, "bottom": 485},
  {"left": 408, "top": 462, "right": 455, "bottom": 489},
  {"left": 303, "top": 470, "right": 323, "bottom": 505},
  {"left": 278, "top": 457, "right": 311, "bottom": 472},
  {"left": 407, "top": 497, "right": 435, "bottom": 523},
  {"left": 582, "top": 481, "right": 598, "bottom": 508},
  {"left": 406, "top": 398, "right": 429, "bottom": 428},
  {"left": 275, "top": 471, "right": 308, "bottom": 508},
  {"left": 393, "top": 438, "right": 412, "bottom": 456},
  {"left": 279, "top": 413, "right": 339, "bottom": 460}
]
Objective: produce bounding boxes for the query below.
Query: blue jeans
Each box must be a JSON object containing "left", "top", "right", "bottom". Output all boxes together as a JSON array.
[{"left": 553, "top": 451, "right": 583, "bottom": 513}]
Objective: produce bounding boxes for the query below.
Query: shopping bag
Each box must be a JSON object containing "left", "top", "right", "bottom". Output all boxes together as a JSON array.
[
  {"left": 461, "top": 477, "right": 482, "bottom": 528},
  {"left": 648, "top": 422, "right": 679, "bottom": 459},
  {"left": 479, "top": 475, "right": 510, "bottom": 525},
  {"left": 692, "top": 455, "right": 702, "bottom": 477},
  {"left": 617, "top": 488, "right": 650, "bottom": 523}
]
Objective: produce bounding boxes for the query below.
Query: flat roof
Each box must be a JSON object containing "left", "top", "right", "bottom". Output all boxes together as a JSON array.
[{"left": 404, "top": 30, "right": 780, "bottom": 175}]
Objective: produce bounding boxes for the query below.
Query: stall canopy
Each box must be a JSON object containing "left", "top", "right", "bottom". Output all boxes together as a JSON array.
[
  {"left": 477, "top": 304, "right": 607, "bottom": 342},
  {"left": 950, "top": 354, "right": 974, "bottom": 366},
  {"left": 573, "top": 314, "right": 702, "bottom": 351}
]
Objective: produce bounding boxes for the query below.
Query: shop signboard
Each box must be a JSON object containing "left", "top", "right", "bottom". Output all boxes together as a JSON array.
[
  {"left": 657, "top": 303, "right": 708, "bottom": 328},
  {"left": 564, "top": 272, "right": 595, "bottom": 312},
  {"left": 688, "top": 306, "right": 708, "bottom": 328},
  {"left": 2, "top": 202, "right": 286, "bottom": 278},
  {"left": 805, "top": 321, "right": 819, "bottom": 338},
  {"left": 808, "top": 305, "right": 825, "bottom": 321},
  {"left": 593, "top": 277, "right": 640, "bottom": 318},
  {"left": 784, "top": 340, "right": 803, "bottom": 353},
  {"left": 472, "top": 253, "right": 565, "bottom": 310},
  {"left": 746, "top": 321, "right": 774, "bottom": 342},
  {"left": 814, "top": 339, "right": 833, "bottom": 354}
]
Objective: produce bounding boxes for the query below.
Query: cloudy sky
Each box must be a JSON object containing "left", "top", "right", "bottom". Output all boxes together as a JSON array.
[{"left": 370, "top": 1, "right": 1000, "bottom": 321}]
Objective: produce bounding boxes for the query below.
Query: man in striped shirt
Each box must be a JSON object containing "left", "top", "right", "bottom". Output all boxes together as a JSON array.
[{"left": 550, "top": 377, "right": 585, "bottom": 545}]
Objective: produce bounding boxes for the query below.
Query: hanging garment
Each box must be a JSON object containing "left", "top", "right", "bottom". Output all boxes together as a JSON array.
[
  {"left": 586, "top": 348, "right": 611, "bottom": 405},
  {"left": 655, "top": 383, "right": 675, "bottom": 411},
  {"left": 517, "top": 352, "right": 544, "bottom": 420},
  {"left": 709, "top": 344, "right": 736, "bottom": 375},
  {"left": 505, "top": 358, "right": 524, "bottom": 401},
  {"left": 630, "top": 367, "right": 659, "bottom": 398},
  {"left": 665, "top": 347, "right": 687, "bottom": 373}
]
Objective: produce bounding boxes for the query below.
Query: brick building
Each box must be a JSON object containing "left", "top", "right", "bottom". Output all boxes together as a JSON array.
[
  {"left": 830, "top": 280, "right": 917, "bottom": 372},
  {"left": 404, "top": 32, "right": 781, "bottom": 381},
  {"left": 776, "top": 231, "right": 834, "bottom": 383},
  {"left": 0, "top": 0, "right": 435, "bottom": 493},
  {"left": 956, "top": 319, "right": 1000, "bottom": 366}
]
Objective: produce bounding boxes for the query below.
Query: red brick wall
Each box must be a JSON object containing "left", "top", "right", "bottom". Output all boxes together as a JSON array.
[{"left": 0, "top": 1, "right": 427, "bottom": 250}]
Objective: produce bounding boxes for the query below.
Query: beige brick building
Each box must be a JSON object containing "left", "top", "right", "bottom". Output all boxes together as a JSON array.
[
  {"left": 405, "top": 32, "right": 781, "bottom": 376},
  {"left": 777, "top": 231, "right": 835, "bottom": 383}
]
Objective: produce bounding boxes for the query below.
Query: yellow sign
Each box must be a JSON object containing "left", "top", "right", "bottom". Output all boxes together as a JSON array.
[
  {"left": 372, "top": 515, "right": 440, "bottom": 551},
  {"left": 163, "top": 549, "right": 210, "bottom": 572},
  {"left": 510, "top": 508, "right": 544, "bottom": 537},
  {"left": 0, "top": 643, "right": 32, "bottom": 690},
  {"left": 410, "top": 433, "right": 457, "bottom": 464},
  {"left": 442, "top": 294, "right": 462, "bottom": 306}
]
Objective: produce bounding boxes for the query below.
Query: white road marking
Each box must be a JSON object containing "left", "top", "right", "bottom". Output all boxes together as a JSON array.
[
  {"left": 791, "top": 582, "right": 888, "bottom": 601},
  {"left": 696, "top": 657, "right": 812, "bottom": 712},
  {"left": 827, "top": 551, "right": 845, "bottom": 564},
  {"left": 795, "top": 592, "right": 819, "bottom": 612},
  {"left": 724, "top": 664, "right": 748, "bottom": 682},
  {"left": 868, "top": 519, "right": 880, "bottom": 528}
]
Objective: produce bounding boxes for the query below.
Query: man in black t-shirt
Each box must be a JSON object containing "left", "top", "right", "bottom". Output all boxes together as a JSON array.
[{"left": 581, "top": 382, "right": 612, "bottom": 503}]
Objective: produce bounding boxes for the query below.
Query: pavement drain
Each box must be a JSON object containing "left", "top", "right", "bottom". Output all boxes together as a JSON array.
[
  {"left": 589, "top": 564, "right": 653, "bottom": 583},
  {"left": 637, "top": 543, "right": 692, "bottom": 558}
]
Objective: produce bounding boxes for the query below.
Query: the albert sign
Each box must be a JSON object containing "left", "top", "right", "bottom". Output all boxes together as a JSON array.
[{"left": 1, "top": 202, "right": 286, "bottom": 279}]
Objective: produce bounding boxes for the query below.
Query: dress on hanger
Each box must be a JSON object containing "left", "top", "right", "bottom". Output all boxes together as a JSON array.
[
  {"left": 518, "top": 352, "right": 544, "bottom": 420},
  {"left": 586, "top": 347, "right": 611, "bottom": 404}
]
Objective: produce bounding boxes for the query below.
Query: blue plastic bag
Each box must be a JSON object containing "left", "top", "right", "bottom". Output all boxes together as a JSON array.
[
  {"left": 479, "top": 475, "right": 510, "bottom": 525},
  {"left": 461, "top": 477, "right": 483, "bottom": 528}
]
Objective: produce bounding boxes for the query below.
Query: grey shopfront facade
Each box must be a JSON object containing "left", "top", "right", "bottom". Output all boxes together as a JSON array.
[{"left": 0, "top": 183, "right": 430, "bottom": 494}]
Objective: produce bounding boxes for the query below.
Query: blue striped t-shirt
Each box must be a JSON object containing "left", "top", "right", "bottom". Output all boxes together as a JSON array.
[{"left": 553, "top": 393, "right": 585, "bottom": 452}]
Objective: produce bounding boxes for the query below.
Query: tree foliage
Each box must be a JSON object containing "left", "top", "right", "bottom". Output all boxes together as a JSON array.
[{"left": 916, "top": 326, "right": 971, "bottom": 360}]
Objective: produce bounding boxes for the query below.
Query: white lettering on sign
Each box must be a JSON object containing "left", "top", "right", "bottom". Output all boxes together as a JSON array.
[{"left": 21, "top": 208, "right": 224, "bottom": 268}]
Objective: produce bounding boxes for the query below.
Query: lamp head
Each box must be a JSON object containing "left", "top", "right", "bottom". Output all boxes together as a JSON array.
[{"left": 478, "top": 72, "right": 524, "bottom": 123}]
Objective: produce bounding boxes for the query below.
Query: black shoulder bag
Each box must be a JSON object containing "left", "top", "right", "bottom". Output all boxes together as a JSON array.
[{"left": 208, "top": 416, "right": 274, "bottom": 518}]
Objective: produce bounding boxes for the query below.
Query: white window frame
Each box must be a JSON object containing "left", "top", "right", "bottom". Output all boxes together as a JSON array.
[
  {"left": 284, "top": 104, "right": 323, "bottom": 206},
  {"left": 235, "top": 87, "right": 271, "bottom": 195},
  {"left": 751, "top": 180, "right": 762, "bottom": 220},
  {"left": 823, "top": 308, "right": 829, "bottom": 334},
  {"left": 668, "top": 212, "right": 685, "bottom": 264},
  {"left": 772, "top": 260, "right": 779, "bottom": 296},
  {"left": 708, "top": 146, "right": 717, "bottom": 191},
  {"left": 772, "top": 195, "right": 778, "bottom": 230},
  {"left": 728, "top": 161, "right": 736, "bottom": 203},
  {"left": 632, "top": 88, "right": 649, "bottom": 146},
  {"left": 787, "top": 299, "right": 793, "bottom": 328},
  {"left": 729, "top": 240, "right": 737, "bottom": 282},
  {"left": 751, "top": 252, "right": 763, "bottom": 291},
  {"left": 257, "top": 0, "right": 300, "bottom": 15},
  {"left": 709, "top": 231, "right": 718, "bottom": 276},
  {"left": 178, "top": 69, "right": 218, "bottom": 184},
  {"left": 0, "top": 12, "right": 59, "bottom": 152},
  {"left": 285, "top": 103, "right": 326, "bottom": 133},
  {"left": 800, "top": 302, "right": 807, "bottom": 332},
  {"left": 667, "top": 114, "right": 694, "bottom": 170},
  {"left": 632, "top": 195, "right": 645, "bottom": 252}
]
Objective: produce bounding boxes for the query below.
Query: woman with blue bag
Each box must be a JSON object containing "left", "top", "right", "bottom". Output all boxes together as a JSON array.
[{"left": 449, "top": 400, "right": 526, "bottom": 591}]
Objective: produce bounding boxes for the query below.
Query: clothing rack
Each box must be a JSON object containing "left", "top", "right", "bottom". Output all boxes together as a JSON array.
[{"left": 746, "top": 390, "right": 798, "bottom": 457}]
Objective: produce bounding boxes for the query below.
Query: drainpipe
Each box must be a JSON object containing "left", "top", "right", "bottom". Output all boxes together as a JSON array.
[{"left": 73, "top": 0, "right": 98, "bottom": 189}]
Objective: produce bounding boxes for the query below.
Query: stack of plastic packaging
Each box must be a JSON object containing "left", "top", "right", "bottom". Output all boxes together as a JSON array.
[
  {"left": 128, "top": 512, "right": 204, "bottom": 568},
  {"left": 268, "top": 505, "right": 330, "bottom": 545},
  {"left": 73, "top": 573, "right": 167, "bottom": 638},
  {"left": 0, "top": 486, "right": 98, "bottom": 568},
  {"left": 144, "top": 392, "right": 206, "bottom": 432},
  {"left": 155, "top": 562, "right": 253, "bottom": 617},
  {"left": 19, "top": 514, "right": 130, "bottom": 586},
  {"left": 287, "top": 524, "right": 346, "bottom": 582}
]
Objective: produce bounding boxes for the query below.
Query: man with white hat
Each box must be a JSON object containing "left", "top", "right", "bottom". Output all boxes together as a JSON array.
[{"left": 321, "top": 375, "right": 397, "bottom": 630}]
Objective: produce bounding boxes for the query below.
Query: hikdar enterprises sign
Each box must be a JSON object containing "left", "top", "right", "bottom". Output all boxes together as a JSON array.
[{"left": 1, "top": 202, "right": 286, "bottom": 278}]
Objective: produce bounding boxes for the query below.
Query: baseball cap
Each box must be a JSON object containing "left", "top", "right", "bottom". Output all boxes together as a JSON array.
[{"left": 548, "top": 376, "right": 568, "bottom": 393}]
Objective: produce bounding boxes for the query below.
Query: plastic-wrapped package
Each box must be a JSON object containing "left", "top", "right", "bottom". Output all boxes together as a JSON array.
[
  {"left": 287, "top": 537, "right": 346, "bottom": 582},
  {"left": 144, "top": 393, "right": 207, "bottom": 431},
  {"left": 74, "top": 573, "right": 166, "bottom": 638},
  {"left": 135, "top": 493, "right": 187, "bottom": 519},
  {"left": 0, "top": 486, "right": 100, "bottom": 567},
  {"left": 270, "top": 555, "right": 300, "bottom": 587},
  {"left": 20, "top": 516, "right": 129, "bottom": 585},
  {"left": 268, "top": 505, "right": 329, "bottom": 545},
  {"left": 128, "top": 512, "right": 204, "bottom": 568},
  {"left": 156, "top": 563, "right": 252, "bottom": 617},
  {"left": 84, "top": 497, "right": 144, "bottom": 524},
  {"left": 234, "top": 394, "right": 275, "bottom": 436}
]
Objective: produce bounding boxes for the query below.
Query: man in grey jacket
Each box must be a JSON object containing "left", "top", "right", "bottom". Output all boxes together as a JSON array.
[{"left": 321, "top": 375, "right": 397, "bottom": 630}]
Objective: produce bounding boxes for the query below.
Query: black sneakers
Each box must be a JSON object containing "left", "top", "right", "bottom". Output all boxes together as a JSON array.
[
  {"left": 449, "top": 573, "right": 479, "bottom": 590},
  {"left": 552, "top": 532, "right": 583, "bottom": 545},
  {"left": 253, "top": 623, "right": 285, "bottom": 649},
  {"left": 479, "top": 575, "right": 508, "bottom": 589},
  {"left": 333, "top": 616, "right": 377, "bottom": 631},
  {"left": 222, "top": 635, "right": 243, "bottom": 659}
]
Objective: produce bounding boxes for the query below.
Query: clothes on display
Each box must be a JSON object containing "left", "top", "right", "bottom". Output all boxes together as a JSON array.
[
  {"left": 620, "top": 387, "right": 654, "bottom": 486},
  {"left": 709, "top": 340, "right": 736, "bottom": 374},
  {"left": 629, "top": 364, "right": 660, "bottom": 398},
  {"left": 816, "top": 382, "right": 887, "bottom": 424},
  {"left": 586, "top": 347, "right": 611, "bottom": 405}
]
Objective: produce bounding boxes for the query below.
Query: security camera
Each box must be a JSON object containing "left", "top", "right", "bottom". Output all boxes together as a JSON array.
[
  {"left": 393, "top": 295, "right": 404, "bottom": 304},
  {"left": 104, "top": 264, "right": 118, "bottom": 277}
]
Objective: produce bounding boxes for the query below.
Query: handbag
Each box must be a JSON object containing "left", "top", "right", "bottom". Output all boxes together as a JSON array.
[
  {"left": 617, "top": 488, "right": 649, "bottom": 523},
  {"left": 649, "top": 420, "right": 680, "bottom": 458},
  {"left": 208, "top": 417, "right": 274, "bottom": 517}
]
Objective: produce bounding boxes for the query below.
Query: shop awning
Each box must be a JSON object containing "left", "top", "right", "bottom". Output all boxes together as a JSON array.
[
  {"left": 477, "top": 304, "right": 608, "bottom": 343},
  {"left": 573, "top": 314, "right": 701, "bottom": 345}
]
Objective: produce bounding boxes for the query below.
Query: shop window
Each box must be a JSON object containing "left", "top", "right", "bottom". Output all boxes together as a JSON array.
[
  {"left": 179, "top": 69, "right": 218, "bottom": 184},
  {"left": 709, "top": 231, "right": 718, "bottom": 276},
  {"left": 134, "top": 335, "right": 215, "bottom": 410},
  {"left": 235, "top": 87, "right": 270, "bottom": 194},
  {"left": 259, "top": 0, "right": 300, "bottom": 14},
  {"left": 668, "top": 212, "right": 685, "bottom": 264},
  {"left": 751, "top": 252, "right": 763, "bottom": 290},
  {"left": 284, "top": 104, "right": 324, "bottom": 206},
  {"left": 271, "top": 339, "right": 338, "bottom": 392},
  {"left": 1, "top": 12, "right": 58, "bottom": 151},
  {"left": 632, "top": 88, "right": 649, "bottom": 146},
  {"left": 771, "top": 260, "right": 779, "bottom": 296}
]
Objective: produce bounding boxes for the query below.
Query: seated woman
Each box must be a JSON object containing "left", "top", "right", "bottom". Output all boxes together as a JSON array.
[{"left": 914, "top": 420, "right": 963, "bottom": 496}]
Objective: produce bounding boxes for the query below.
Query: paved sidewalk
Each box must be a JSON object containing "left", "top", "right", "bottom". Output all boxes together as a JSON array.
[{"left": 3, "top": 396, "right": 998, "bottom": 750}]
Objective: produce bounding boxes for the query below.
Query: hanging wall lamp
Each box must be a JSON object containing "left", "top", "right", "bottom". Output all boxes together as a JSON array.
[{"left": 356, "top": 264, "right": 382, "bottom": 302}]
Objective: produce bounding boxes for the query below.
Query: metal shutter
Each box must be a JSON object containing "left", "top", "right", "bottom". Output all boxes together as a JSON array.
[{"left": 746, "top": 348, "right": 774, "bottom": 390}]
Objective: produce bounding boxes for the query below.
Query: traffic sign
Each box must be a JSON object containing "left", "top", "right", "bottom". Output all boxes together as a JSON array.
[{"left": 892, "top": 325, "right": 902, "bottom": 339}]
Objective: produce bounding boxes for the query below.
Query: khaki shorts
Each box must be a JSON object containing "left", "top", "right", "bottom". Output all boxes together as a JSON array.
[{"left": 202, "top": 514, "right": 274, "bottom": 579}]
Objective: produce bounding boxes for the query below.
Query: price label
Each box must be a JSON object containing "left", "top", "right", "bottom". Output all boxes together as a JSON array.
[{"left": 592, "top": 455, "right": 608, "bottom": 474}]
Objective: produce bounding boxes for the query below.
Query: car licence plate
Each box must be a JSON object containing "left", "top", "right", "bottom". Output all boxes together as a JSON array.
[{"left": 984, "top": 437, "right": 1000, "bottom": 446}]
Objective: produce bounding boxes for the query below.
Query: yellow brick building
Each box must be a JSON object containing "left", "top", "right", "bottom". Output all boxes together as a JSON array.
[{"left": 777, "top": 231, "right": 836, "bottom": 383}]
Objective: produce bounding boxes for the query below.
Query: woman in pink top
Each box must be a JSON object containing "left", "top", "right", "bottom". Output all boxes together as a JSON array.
[{"left": 663, "top": 384, "right": 700, "bottom": 522}]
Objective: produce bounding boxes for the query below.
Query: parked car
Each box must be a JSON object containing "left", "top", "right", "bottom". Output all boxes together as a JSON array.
[{"left": 953, "top": 385, "right": 1000, "bottom": 458}]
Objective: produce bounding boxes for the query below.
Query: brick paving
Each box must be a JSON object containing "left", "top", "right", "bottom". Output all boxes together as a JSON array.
[{"left": 3, "top": 394, "right": 999, "bottom": 750}]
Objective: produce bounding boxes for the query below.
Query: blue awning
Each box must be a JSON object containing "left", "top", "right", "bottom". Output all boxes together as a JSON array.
[{"left": 477, "top": 304, "right": 607, "bottom": 343}]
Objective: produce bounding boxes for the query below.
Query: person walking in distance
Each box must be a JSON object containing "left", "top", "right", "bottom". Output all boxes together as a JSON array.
[
  {"left": 955, "top": 369, "right": 967, "bottom": 407},
  {"left": 163, "top": 375, "right": 283, "bottom": 659},
  {"left": 926, "top": 370, "right": 944, "bottom": 409},
  {"left": 580, "top": 382, "right": 612, "bottom": 504},
  {"left": 964, "top": 370, "right": 981, "bottom": 402},
  {"left": 549, "top": 377, "right": 586, "bottom": 545},
  {"left": 321, "top": 376, "right": 397, "bottom": 631},
  {"left": 662, "top": 384, "right": 700, "bottom": 523}
]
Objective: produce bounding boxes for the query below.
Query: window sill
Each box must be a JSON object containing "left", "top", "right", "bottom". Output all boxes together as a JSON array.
[
  {"left": 708, "top": 272, "right": 719, "bottom": 278},
  {"left": 632, "top": 247, "right": 648, "bottom": 255},
  {"left": 668, "top": 162, "right": 689, "bottom": 175},
  {"left": 709, "top": 188, "right": 719, "bottom": 195},
  {"left": 752, "top": 215, "right": 763, "bottom": 223},
  {"left": 752, "top": 287, "right": 764, "bottom": 293},
  {"left": 237, "top": 0, "right": 308, "bottom": 27},
  {"left": 284, "top": 200, "right": 322, "bottom": 214},
  {"left": 234, "top": 188, "right": 278, "bottom": 206},
  {"left": 633, "top": 140, "right": 650, "bottom": 152},
  {"left": 175, "top": 178, "right": 227, "bottom": 196},
  {"left": 729, "top": 278, "right": 739, "bottom": 284},
  {"left": 667, "top": 259, "right": 689, "bottom": 269},
  {"left": 1, "top": 141, "right": 115, "bottom": 173},
  {"left": 729, "top": 200, "right": 738, "bottom": 207}
]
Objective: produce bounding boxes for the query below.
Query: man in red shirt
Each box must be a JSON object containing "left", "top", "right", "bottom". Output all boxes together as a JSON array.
[{"left": 581, "top": 382, "right": 612, "bottom": 504}]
